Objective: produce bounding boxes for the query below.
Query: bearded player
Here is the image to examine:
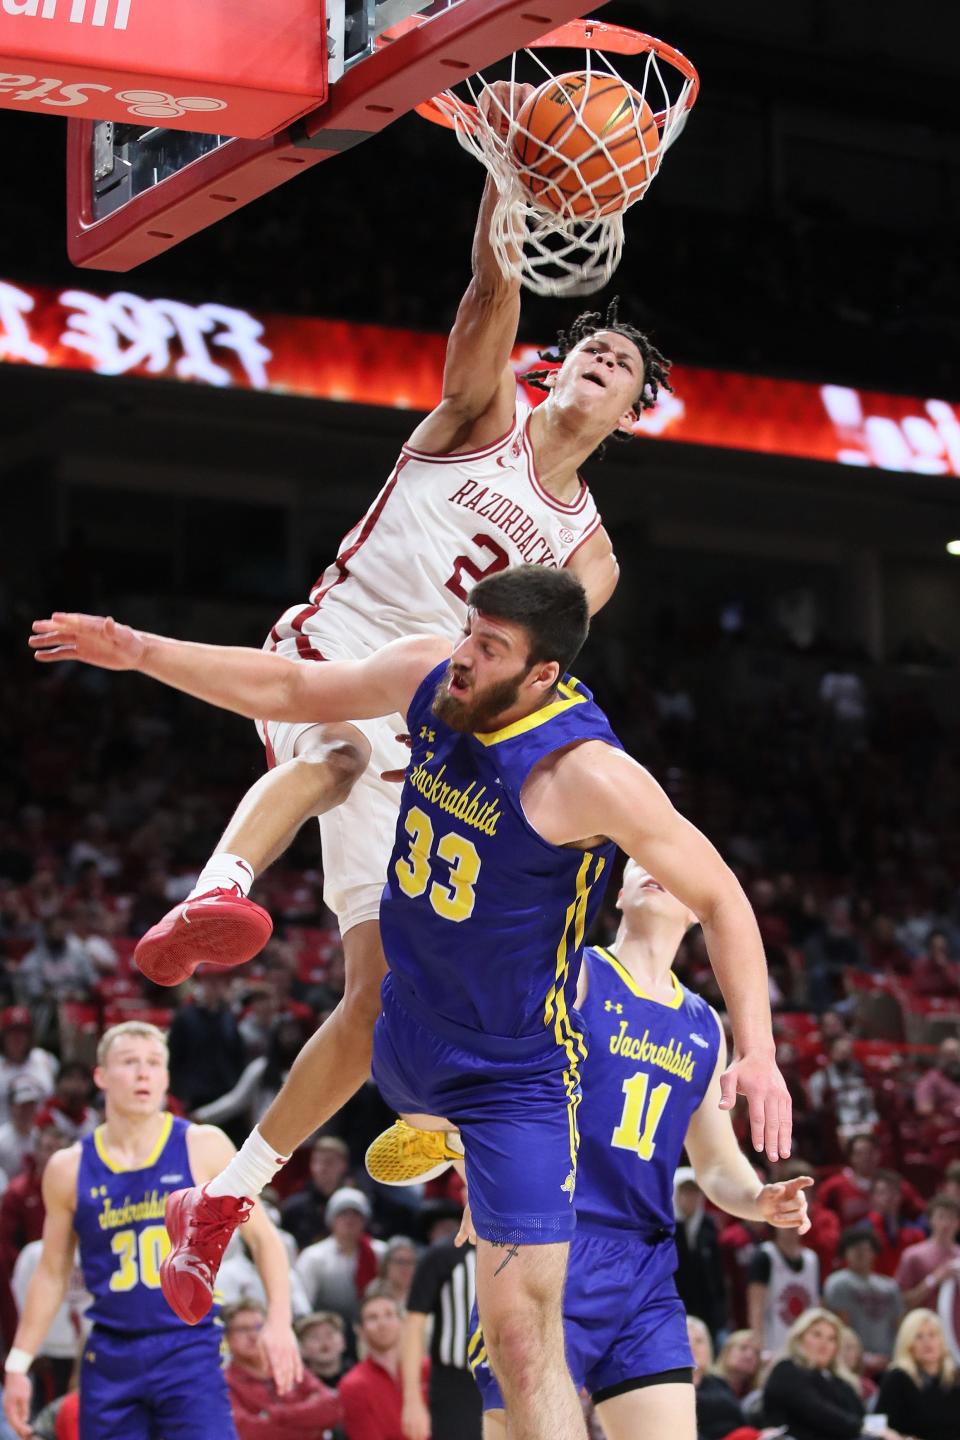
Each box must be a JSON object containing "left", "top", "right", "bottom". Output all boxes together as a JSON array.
[
  {"left": 32, "top": 567, "right": 790, "bottom": 1440},
  {"left": 125, "top": 86, "right": 671, "bottom": 1204}
]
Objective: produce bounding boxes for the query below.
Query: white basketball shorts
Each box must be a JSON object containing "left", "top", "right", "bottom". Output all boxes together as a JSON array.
[{"left": 255, "top": 634, "right": 410, "bottom": 935}]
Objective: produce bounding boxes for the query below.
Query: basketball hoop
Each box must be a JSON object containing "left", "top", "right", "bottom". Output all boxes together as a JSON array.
[{"left": 414, "top": 19, "right": 699, "bottom": 297}]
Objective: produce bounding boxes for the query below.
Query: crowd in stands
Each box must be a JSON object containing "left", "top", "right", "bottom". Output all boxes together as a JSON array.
[{"left": 2, "top": 602, "right": 960, "bottom": 1440}]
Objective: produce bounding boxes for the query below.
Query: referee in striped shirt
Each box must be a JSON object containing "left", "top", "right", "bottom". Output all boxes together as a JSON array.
[{"left": 401, "top": 1229, "right": 481, "bottom": 1440}]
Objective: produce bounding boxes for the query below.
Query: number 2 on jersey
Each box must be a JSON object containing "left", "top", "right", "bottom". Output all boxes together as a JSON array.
[
  {"left": 611, "top": 1073, "right": 671, "bottom": 1161},
  {"left": 395, "top": 806, "right": 480, "bottom": 922},
  {"left": 444, "top": 533, "right": 509, "bottom": 603}
]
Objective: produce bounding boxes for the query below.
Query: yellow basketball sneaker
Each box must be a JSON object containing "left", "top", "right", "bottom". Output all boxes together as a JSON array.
[{"left": 365, "top": 1120, "right": 464, "bottom": 1186}]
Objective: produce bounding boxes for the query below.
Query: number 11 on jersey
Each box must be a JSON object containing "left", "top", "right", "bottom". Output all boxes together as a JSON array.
[{"left": 611, "top": 1072, "right": 671, "bottom": 1161}]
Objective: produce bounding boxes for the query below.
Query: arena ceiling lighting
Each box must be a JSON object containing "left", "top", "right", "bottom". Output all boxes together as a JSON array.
[{"left": 946, "top": 541, "right": 960, "bottom": 556}]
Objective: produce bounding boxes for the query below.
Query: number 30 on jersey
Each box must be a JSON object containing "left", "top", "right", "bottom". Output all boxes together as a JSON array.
[{"left": 395, "top": 806, "right": 480, "bottom": 922}]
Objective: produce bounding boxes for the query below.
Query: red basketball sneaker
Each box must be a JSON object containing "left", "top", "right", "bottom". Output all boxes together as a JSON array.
[
  {"left": 161, "top": 1186, "right": 252, "bottom": 1325},
  {"left": 134, "top": 889, "right": 273, "bottom": 987}
]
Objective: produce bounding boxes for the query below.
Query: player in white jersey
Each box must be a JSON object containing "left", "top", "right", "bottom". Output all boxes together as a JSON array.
[{"left": 128, "top": 84, "right": 672, "bottom": 1182}]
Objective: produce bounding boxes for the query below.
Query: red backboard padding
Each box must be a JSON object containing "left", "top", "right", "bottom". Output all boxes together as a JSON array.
[{"left": 0, "top": 0, "right": 327, "bottom": 138}]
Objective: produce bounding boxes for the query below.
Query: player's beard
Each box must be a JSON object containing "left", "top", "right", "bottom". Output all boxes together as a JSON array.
[{"left": 431, "top": 664, "right": 527, "bottom": 733}]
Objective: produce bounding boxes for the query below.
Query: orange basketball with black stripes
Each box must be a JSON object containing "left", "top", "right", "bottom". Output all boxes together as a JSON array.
[{"left": 512, "top": 71, "right": 659, "bottom": 219}]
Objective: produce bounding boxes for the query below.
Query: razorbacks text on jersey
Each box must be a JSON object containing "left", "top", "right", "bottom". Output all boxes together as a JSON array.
[
  {"left": 379, "top": 662, "right": 621, "bottom": 1051},
  {"left": 267, "top": 390, "right": 602, "bottom": 658},
  {"left": 75, "top": 1114, "right": 213, "bottom": 1335},
  {"left": 574, "top": 946, "right": 722, "bottom": 1235}
]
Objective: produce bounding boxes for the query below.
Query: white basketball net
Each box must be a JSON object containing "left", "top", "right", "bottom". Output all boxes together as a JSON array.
[{"left": 430, "top": 41, "right": 696, "bottom": 297}]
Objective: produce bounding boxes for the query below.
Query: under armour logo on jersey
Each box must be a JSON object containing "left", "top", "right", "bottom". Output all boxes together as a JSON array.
[
  {"left": 689, "top": 1033, "right": 709, "bottom": 1048},
  {"left": 604, "top": 1000, "right": 623, "bottom": 1014}
]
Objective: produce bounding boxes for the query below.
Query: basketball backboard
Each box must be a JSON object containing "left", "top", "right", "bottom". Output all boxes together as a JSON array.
[{"left": 65, "top": 0, "right": 610, "bottom": 271}]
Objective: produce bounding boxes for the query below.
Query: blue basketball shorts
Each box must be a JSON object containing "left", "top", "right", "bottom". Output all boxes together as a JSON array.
[
  {"left": 79, "top": 1323, "right": 237, "bottom": 1440},
  {"left": 372, "top": 974, "right": 583, "bottom": 1246},
  {"left": 471, "top": 1229, "right": 693, "bottom": 1407}
]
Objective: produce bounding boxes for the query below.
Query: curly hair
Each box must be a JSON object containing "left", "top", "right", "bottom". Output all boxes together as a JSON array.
[{"left": 520, "top": 296, "right": 672, "bottom": 444}]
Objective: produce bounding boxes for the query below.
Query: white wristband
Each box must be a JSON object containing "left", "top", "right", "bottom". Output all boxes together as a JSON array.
[{"left": 4, "top": 1348, "right": 33, "bottom": 1375}]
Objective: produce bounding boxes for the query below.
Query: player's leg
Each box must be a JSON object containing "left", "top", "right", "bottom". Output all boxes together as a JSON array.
[
  {"left": 579, "top": 1251, "right": 696, "bottom": 1440},
  {"left": 594, "top": 1381, "right": 695, "bottom": 1440},
  {"left": 256, "top": 915, "right": 385, "bottom": 1155},
  {"left": 150, "top": 1328, "right": 238, "bottom": 1440},
  {"left": 134, "top": 719, "right": 371, "bottom": 986},
  {"left": 475, "top": 1238, "right": 584, "bottom": 1440},
  {"left": 161, "top": 753, "right": 400, "bottom": 1323},
  {"left": 78, "top": 1332, "right": 154, "bottom": 1440},
  {"left": 215, "top": 721, "right": 372, "bottom": 872}
]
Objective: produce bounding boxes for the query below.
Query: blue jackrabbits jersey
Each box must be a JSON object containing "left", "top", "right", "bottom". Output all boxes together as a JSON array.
[
  {"left": 574, "top": 947, "right": 722, "bottom": 1235},
  {"left": 75, "top": 1114, "right": 212, "bottom": 1335},
  {"left": 379, "top": 662, "right": 621, "bottom": 1054}
]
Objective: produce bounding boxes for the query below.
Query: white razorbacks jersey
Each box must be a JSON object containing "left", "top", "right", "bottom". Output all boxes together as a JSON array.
[
  {"left": 268, "top": 392, "right": 602, "bottom": 659},
  {"left": 760, "top": 1241, "right": 821, "bottom": 1357}
]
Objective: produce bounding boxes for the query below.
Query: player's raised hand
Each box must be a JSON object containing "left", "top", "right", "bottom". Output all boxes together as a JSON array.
[
  {"left": 30, "top": 613, "right": 145, "bottom": 670},
  {"left": 3, "top": 1372, "right": 33, "bottom": 1439},
  {"left": 719, "top": 1051, "right": 793, "bottom": 1162},
  {"left": 757, "top": 1175, "right": 814, "bottom": 1234},
  {"left": 258, "top": 1313, "right": 303, "bottom": 1394},
  {"left": 479, "top": 79, "right": 536, "bottom": 136}
]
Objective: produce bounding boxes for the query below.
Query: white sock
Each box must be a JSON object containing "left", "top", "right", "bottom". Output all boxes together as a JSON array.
[
  {"left": 187, "top": 852, "right": 255, "bottom": 901},
  {"left": 205, "top": 1127, "right": 290, "bottom": 1199}
]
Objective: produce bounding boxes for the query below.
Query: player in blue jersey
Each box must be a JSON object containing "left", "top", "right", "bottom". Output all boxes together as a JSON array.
[
  {"left": 31, "top": 566, "right": 790, "bottom": 1440},
  {"left": 2, "top": 1021, "right": 299, "bottom": 1440},
  {"left": 373, "top": 861, "right": 813, "bottom": 1440}
]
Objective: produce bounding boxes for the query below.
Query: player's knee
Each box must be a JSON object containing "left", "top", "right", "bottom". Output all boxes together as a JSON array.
[
  {"left": 289, "top": 735, "right": 369, "bottom": 803},
  {"left": 341, "top": 969, "right": 383, "bottom": 1034},
  {"left": 484, "top": 1312, "right": 551, "bottom": 1394}
]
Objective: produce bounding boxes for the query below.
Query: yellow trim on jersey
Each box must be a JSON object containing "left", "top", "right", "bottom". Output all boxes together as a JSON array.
[
  {"left": 94, "top": 1111, "right": 174, "bottom": 1174},
  {"left": 472, "top": 678, "right": 587, "bottom": 747},
  {"left": 597, "top": 947, "right": 685, "bottom": 1009},
  {"left": 544, "top": 852, "right": 605, "bottom": 1176}
]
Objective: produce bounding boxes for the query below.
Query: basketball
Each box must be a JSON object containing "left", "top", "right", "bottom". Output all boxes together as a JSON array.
[{"left": 512, "top": 71, "right": 660, "bottom": 220}]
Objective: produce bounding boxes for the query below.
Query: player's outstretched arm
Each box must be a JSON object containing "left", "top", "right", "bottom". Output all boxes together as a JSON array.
[
  {"left": 546, "top": 742, "right": 791, "bottom": 1161},
  {"left": 685, "top": 1022, "right": 813, "bottom": 1232},
  {"left": 30, "top": 615, "right": 449, "bottom": 726},
  {"left": 405, "top": 85, "right": 531, "bottom": 457},
  {"left": 3, "top": 1150, "right": 79, "bottom": 1440},
  {"left": 189, "top": 1124, "right": 303, "bottom": 1394}
]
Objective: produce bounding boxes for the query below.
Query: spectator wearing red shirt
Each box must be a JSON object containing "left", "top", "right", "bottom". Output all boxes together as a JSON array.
[
  {"left": 819, "top": 1135, "right": 883, "bottom": 1227},
  {"left": 914, "top": 1037, "right": 960, "bottom": 1121},
  {"left": 0, "top": 1125, "right": 65, "bottom": 1347},
  {"left": 820, "top": 1135, "right": 924, "bottom": 1230},
  {"left": 868, "top": 1171, "right": 927, "bottom": 1278},
  {"left": 339, "top": 1285, "right": 428, "bottom": 1440},
  {"left": 224, "top": 1300, "right": 342, "bottom": 1440},
  {"left": 33, "top": 1061, "right": 97, "bottom": 1145},
  {"left": 897, "top": 1194, "right": 960, "bottom": 1312}
]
